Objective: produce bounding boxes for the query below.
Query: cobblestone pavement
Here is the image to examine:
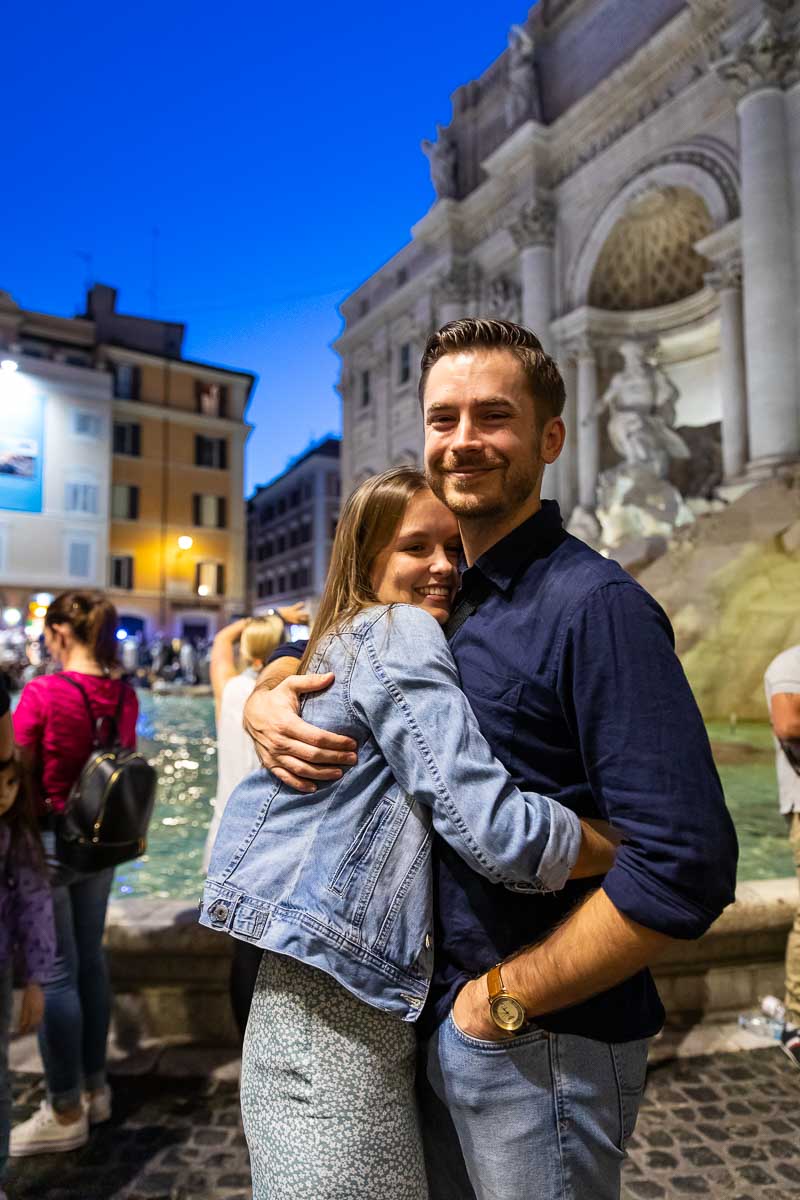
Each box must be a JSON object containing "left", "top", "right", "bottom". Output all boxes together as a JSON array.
[{"left": 5, "top": 1045, "right": 800, "bottom": 1199}]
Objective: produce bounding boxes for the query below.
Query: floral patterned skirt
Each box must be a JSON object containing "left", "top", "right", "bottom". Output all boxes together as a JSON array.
[{"left": 241, "top": 951, "right": 429, "bottom": 1200}]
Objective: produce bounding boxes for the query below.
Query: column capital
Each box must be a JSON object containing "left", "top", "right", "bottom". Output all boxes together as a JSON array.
[
  {"left": 715, "top": 14, "right": 800, "bottom": 99},
  {"left": 704, "top": 256, "right": 743, "bottom": 292},
  {"left": 509, "top": 199, "right": 556, "bottom": 250},
  {"left": 563, "top": 333, "right": 598, "bottom": 361}
]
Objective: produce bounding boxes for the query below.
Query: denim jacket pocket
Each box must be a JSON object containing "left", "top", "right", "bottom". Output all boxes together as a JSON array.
[{"left": 328, "top": 795, "right": 394, "bottom": 897}]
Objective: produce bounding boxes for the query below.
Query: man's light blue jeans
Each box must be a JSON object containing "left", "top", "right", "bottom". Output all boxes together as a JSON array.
[{"left": 419, "top": 1012, "right": 648, "bottom": 1200}]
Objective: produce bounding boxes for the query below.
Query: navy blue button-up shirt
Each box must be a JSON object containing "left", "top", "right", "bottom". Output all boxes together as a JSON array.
[{"left": 272, "top": 500, "right": 738, "bottom": 1043}]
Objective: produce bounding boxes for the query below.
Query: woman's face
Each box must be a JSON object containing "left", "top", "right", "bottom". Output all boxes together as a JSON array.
[{"left": 370, "top": 489, "right": 461, "bottom": 625}]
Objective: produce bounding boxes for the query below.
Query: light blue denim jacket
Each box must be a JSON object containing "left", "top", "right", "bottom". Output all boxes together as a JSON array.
[{"left": 199, "top": 605, "right": 581, "bottom": 1021}]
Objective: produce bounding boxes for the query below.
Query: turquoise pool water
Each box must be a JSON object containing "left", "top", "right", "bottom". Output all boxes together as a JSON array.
[{"left": 114, "top": 698, "right": 792, "bottom": 901}]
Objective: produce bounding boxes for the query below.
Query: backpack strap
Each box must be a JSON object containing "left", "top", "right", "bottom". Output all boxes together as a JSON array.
[
  {"left": 444, "top": 572, "right": 493, "bottom": 642},
  {"left": 59, "top": 674, "right": 98, "bottom": 744}
]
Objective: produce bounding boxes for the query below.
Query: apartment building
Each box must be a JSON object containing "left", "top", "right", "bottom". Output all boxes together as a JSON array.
[
  {"left": 247, "top": 436, "right": 340, "bottom": 614},
  {"left": 0, "top": 285, "right": 254, "bottom": 641}
]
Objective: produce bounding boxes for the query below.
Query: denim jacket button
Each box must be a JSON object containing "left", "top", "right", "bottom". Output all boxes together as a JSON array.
[{"left": 210, "top": 901, "right": 229, "bottom": 923}]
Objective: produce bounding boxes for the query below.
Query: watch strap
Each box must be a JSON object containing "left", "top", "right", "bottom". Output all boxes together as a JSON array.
[{"left": 487, "top": 963, "right": 505, "bottom": 1003}]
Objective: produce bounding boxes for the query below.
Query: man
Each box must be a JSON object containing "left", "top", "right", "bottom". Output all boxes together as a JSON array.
[
  {"left": 244, "top": 319, "right": 738, "bottom": 1198},
  {"left": 764, "top": 645, "right": 800, "bottom": 1067}
]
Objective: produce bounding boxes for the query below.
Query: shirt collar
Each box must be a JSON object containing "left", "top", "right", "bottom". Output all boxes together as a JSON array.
[{"left": 461, "top": 499, "right": 566, "bottom": 595}]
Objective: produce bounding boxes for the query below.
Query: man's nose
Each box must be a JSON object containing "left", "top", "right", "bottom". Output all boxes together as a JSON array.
[{"left": 450, "top": 416, "right": 482, "bottom": 451}]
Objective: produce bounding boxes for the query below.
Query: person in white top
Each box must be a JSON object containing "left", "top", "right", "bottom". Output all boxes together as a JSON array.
[
  {"left": 764, "top": 645, "right": 800, "bottom": 1067},
  {"left": 206, "top": 605, "right": 309, "bottom": 1040}
]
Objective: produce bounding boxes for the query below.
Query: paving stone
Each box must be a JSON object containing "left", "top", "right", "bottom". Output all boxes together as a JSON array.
[{"left": 7, "top": 1045, "right": 800, "bottom": 1199}]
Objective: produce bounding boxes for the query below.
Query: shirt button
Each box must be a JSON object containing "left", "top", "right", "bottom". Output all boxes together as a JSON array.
[{"left": 425, "top": 934, "right": 432, "bottom": 950}]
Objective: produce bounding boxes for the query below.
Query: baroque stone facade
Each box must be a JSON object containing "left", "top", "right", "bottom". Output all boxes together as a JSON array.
[{"left": 336, "top": 0, "right": 800, "bottom": 519}]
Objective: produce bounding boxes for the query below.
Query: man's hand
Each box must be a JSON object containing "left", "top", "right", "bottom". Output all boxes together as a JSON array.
[
  {"left": 451, "top": 976, "right": 510, "bottom": 1043},
  {"left": 277, "top": 602, "right": 311, "bottom": 627},
  {"left": 243, "top": 673, "right": 357, "bottom": 793},
  {"left": 18, "top": 982, "right": 44, "bottom": 1035}
]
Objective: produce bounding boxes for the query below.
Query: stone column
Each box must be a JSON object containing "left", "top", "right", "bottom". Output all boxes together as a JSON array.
[
  {"left": 510, "top": 200, "right": 558, "bottom": 496},
  {"left": 576, "top": 337, "right": 600, "bottom": 510},
  {"left": 436, "top": 261, "right": 481, "bottom": 327},
  {"left": 510, "top": 199, "right": 556, "bottom": 352},
  {"left": 718, "top": 19, "right": 800, "bottom": 471},
  {"left": 705, "top": 259, "right": 748, "bottom": 480}
]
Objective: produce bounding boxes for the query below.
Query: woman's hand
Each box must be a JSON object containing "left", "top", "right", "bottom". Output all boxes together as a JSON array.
[
  {"left": 570, "top": 818, "right": 623, "bottom": 879},
  {"left": 18, "top": 982, "right": 45, "bottom": 1035},
  {"left": 243, "top": 673, "right": 357, "bottom": 793}
]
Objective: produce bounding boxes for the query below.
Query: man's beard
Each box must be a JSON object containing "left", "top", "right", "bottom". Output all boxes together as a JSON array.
[{"left": 427, "top": 448, "right": 543, "bottom": 520}]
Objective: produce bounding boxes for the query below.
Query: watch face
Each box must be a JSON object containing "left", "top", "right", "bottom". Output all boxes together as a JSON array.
[{"left": 490, "top": 995, "right": 526, "bottom": 1032}]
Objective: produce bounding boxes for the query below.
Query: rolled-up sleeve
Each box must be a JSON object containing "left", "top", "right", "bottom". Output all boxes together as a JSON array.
[{"left": 561, "top": 582, "right": 738, "bottom": 939}]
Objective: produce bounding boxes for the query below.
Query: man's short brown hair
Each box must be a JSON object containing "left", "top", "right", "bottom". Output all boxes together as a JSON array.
[{"left": 418, "top": 317, "right": 566, "bottom": 421}]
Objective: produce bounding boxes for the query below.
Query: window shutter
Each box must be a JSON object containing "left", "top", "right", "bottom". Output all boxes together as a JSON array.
[
  {"left": 217, "top": 496, "right": 227, "bottom": 529},
  {"left": 216, "top": 563, "right": 225, "bottom": 596},
  {"left": 220, "top": 440, "right": 228, "bottom": 470},
  {"left": 130, "top": 486, "right": 140, "bottom": 520},
  {"left": 131, "top": 367, "right": 141, "bottom": 400},
  {"left": 219, "top": 386, "right": 228, "bottom": 419},
  {"left": 194, "top": 563, "right": 201, "bottom": 592},
  {"left": 132, "top": 424, "right": 141, "bottom": 456},
  {"left": 192, "top": 494, "right": 201, "bottom": 526},
  {"left": 194, "top": 435, "right": 202, "bottom": 466}
]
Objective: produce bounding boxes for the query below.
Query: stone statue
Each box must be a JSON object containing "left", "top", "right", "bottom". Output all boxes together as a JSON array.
[
  {"left": 421, "top": 125, "right": 458, "bottom": 199},
  {"left": 597, "top": 341, "right": 690, "bottom": 478},
  {"left": 506, "top": 23, "right": 542, "bottom": 128}
]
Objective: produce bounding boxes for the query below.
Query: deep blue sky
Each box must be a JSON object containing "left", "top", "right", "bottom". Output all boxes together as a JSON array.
[{"left": 2, "top": 2, "right": 528, "bottom": 493}]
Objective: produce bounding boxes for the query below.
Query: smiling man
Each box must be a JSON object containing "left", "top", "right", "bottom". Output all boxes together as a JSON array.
[{"left": 243, "top": 318, "right": 738, "bottom": 1200}]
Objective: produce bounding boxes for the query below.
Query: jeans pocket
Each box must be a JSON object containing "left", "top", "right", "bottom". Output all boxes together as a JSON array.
[
  {"left": 447, "top": 1008, "right": 548, "bottom": 1052},
  {"left": 610, "top": 1039, "right": 649, "bottom": 1149}
]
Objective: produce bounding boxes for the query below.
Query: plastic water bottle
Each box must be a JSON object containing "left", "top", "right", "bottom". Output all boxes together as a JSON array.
[{"left": 738, "top": 1012, "right": 784, "bottom": 1039}]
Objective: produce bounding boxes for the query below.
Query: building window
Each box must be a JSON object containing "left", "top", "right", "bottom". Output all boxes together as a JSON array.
[
  {"left": 65, "top": 480, "right": 99, "bottom": 515},
  {"left": 113, "top": 421, "right": 141, "bottom": 456},
  {"left": 359, "top": 298, "right": 369, "bottom": 317},
  {"left": 396, "top": 267, "right": 408, "bottom": 288},
  {"left": 192, "top": 494, "right": 227, "bottom": 529},
  {"left": 302, "top": 479, "right": 313, "bottom": 501},
  {"left": 398, "top": 342, "right": 411, "bottom": 386},
  {"left": 195, "top": 561, "right": 225, "bottom": 596},
  {"left": 330, "top": 516, "right": 338, "bottom": 539},
  {"left": 277, "top": 497, "right": 286, "bottom": 515},
  {"left": 72, "top": 410, "right": 103, "bottom": 439},
  {"left": 327, "top": 471, "right": 340, "bottom": 497},
  {"left": 277, "top": 533, "right": 286, "bottom": 554},
  {"left": 361, "top": 370, "right": 371, "bottom": 407},
  {"left": 111, "top": 484, "right": 139, "bottom": 520},
  {"left": 194, "top": 435, "right": 228, "bottom": 469},
  {"left": 195, "top": 381, "right": 228, "bottom": 418},
  {"left": 289, "top": 488, "right": 301, "bottom": 508},
  {"left": 67, "top": 539, "right": 92, "bottom": 579},
  {"left": 113, "top": 363, "right": 140, "bottom": 400},
  {"left": 110, "top": 555, "right": 134, "bottom": 590},
  {"left": 300, "top": 520, "right": 311, "bottom": 544}
]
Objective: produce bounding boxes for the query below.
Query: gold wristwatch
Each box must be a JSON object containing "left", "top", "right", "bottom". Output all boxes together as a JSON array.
[{"left": 486, "top": 963, "right": 527, "bottom": 1032}]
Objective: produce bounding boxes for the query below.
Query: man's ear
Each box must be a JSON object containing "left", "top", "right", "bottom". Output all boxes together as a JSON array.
[{"left": 541, "top": 416, "right": 566, "bottom": 465}]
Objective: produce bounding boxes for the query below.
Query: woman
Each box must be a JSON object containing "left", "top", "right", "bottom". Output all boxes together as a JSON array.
[
  {"left": 204, "top": 606, "right": 307, "bottom": 1040},
  {"left": 202, "top": 468, "right": 617, "bottom": 1199},
  {"left": 10, "top": 592, "right": 138, "bottom": 1157}
]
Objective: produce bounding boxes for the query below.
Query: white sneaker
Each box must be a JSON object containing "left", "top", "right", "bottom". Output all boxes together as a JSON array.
[
  {"left": 84, "top": 1084, "right": 112, "bottom": 1125},
  {"left": 9, "top": 1101, "right": 89, "bottom": 1156}
]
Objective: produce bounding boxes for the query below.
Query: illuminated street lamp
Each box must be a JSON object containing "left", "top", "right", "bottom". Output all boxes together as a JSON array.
[
  {"left": 197, "top": 584, "right": 210, "bottom": 597},
  {"left": 0, "top": 359, "right": 18, "bottom": 373},
  {"left": 177, "top": 535, "right": 193, "bottom": 551}
]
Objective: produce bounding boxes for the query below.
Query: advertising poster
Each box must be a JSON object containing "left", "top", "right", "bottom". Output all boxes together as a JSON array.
[{"left": 0, "top": 389, "right": 44, "bottom": 512}]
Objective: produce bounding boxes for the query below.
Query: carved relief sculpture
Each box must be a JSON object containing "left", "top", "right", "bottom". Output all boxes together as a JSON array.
[
  {"left": 597, "top": 340, "right": 689, "bottom": 478},
  {"left": 505, "top": 23, "right": 542, "bottom": 129},
  {"left": 421, "top": 124, "right": 459, "bottom": 199}
]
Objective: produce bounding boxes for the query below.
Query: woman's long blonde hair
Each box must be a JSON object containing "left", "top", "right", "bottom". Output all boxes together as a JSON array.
[{"left": 299, "top": 466, "right": 429, "bottom": 672}]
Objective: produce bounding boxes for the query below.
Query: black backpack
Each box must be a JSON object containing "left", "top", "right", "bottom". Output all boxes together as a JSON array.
[{"left": 55, "top": 676, "right": 157, "bottom": 872}]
